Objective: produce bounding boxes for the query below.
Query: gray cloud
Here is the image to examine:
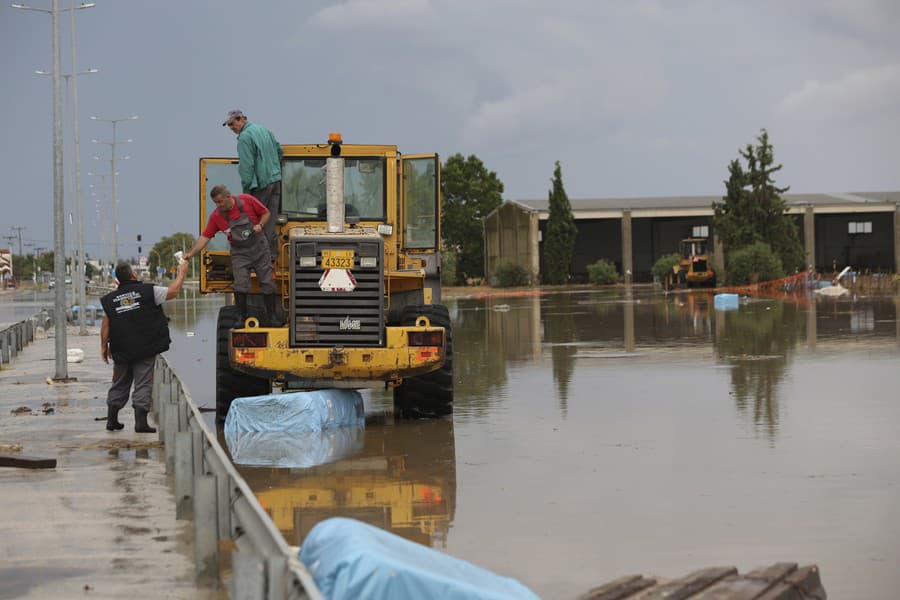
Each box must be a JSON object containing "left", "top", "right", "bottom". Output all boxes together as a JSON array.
[{"left": 2, "top": 0, "right": 898, "bottom": 254}]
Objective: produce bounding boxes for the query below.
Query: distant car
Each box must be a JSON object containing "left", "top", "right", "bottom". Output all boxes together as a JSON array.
[{"left": 4, "top": 278, "right": 15, "bottom": 290}]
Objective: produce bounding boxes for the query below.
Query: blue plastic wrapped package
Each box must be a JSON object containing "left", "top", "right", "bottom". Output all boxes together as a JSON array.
[
  {"left": 713, "top": 293, "right": 739, "bottom": 311},
  {"left": 224, "top": 390, "right": 364, "bottom": 435},
  {"left": 300, "top": 518, "right": 541, "bottom": 600},
  {"left": 225, "top": 428, "right": 364, "bottom": 468}
]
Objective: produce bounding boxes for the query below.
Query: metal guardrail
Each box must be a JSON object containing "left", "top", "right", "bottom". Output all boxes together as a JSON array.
[
  {"left": 0, "top": 310, "right": 53, "bottom": 368},
  {"left": 152, "top": 355, "right": 323, "bottom": 600}
]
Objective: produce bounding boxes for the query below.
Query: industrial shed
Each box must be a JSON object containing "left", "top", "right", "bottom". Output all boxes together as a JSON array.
[{"left": 483, "top": 192, "right": 900, "bottom": 284}]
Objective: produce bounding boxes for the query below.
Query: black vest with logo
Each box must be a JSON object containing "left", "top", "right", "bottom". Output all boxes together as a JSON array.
[{"left": 100, "top": 280, "right": 171, "bottom": 363}]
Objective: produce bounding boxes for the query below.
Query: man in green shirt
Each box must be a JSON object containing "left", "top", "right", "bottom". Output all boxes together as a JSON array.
[{"left": 223, "top": 109, "right": 283, "bottom": 254}]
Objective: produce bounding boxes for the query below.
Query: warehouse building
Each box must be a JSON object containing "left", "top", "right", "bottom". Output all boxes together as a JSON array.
[{"left": 483, "top": 192, "right": 900, "bottom": 284}]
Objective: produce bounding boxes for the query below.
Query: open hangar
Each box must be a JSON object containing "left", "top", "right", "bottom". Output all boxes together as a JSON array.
[{"left": 483, "top": 192, "right": 900, "bottom": 284}]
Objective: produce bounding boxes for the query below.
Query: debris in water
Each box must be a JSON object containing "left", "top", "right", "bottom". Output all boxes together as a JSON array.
[
  {"left": 815, "top": 284, "right": 849, "bottom": 297},
  {"left": 11, "top": 406, "right": 31, "bottom": 415}
]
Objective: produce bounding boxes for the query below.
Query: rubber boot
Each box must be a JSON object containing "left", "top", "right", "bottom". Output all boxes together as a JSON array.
[
  {"left": 263, "top": 294, "right": 281, "bottom": 327},
  {"left": 134, "top": 408, "right": 157, "bottom": 434},
  {"left": 106, "top": 405, "right": 124, "bottom": 431},
  {"left": 234, "top": 292, "right": 248, "bottom": 326}
]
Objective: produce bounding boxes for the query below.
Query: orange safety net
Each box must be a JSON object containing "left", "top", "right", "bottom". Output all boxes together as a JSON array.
[
  {"left": 716, "top": 272, "right": 816, "bottom": 307},
  {"left": 716, "top": 271, "right": 813, "bottom": 295}
]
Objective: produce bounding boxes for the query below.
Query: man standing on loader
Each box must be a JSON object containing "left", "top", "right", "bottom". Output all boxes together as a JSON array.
[
  {"left": 183, "top": 184, "right": 279, "bottom": 326},
  {"left": 223, "top": 109, "right": 283, "bottom": 254}
]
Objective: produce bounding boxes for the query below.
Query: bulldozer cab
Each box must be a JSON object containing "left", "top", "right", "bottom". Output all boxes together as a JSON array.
[
  {"left": 680, "top": 238, "right": 708, "bottom": 260},
  {"left": 197, "top": 147, "right": 441, "bottom": 295}
]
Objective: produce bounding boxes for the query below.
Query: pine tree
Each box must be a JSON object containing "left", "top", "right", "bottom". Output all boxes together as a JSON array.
[
  {"left": 543, "top": 161, "right": 577, "bottom": 285},
  {"left": 713, "top": 129, "right": 804, "bottom": 272}
]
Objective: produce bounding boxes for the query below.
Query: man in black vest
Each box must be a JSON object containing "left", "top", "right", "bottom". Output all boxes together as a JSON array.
[{"left": 100, "top": 260, "right": 188, "bottom": 432}]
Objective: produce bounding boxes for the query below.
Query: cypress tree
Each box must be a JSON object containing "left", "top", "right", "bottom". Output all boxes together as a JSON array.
[{"left": 544, "top": 161, "right": 577, "bottom": 285}]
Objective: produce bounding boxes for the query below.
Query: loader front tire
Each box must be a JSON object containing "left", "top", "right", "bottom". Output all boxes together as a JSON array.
[
  {"left": 216, "top": 305, "right": 270, "bottom": 425},
  {"left": 393, "top": 305, "right": 454, "bottom": 419}
]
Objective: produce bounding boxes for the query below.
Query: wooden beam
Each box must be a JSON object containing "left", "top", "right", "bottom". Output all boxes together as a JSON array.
[{"left": 0, "top": 454, "right": 57, "bottom": 469}]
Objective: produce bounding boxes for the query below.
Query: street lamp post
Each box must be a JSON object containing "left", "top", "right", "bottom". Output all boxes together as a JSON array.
[
  {"left": 89, "top": 171, "right": 116, "bottom": 273},
  {"left": 37, "top": 66, "right": 98, "bottom": 334},
  {"left": 91, "top": 115, "right": 137, "bottom": 263},
  {"left": 11, "top": 0, "right": 93, "bottom": 380}
]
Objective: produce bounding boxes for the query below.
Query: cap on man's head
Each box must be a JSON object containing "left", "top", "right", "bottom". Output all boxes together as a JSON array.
[{"left": 222, "top": 109, "right": 244, "bottom": 127}]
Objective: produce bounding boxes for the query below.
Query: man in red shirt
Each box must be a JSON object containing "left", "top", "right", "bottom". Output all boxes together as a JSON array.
[{"left": 183, "top": 184, "right": 278, "bottom": 326}]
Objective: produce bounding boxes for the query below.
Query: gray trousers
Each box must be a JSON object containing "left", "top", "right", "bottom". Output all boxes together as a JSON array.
[
  {"left": 107, "top": 355, "right": 156, "bottom": 411},
  {"left": 250, "top": 180, "right": 281, "bottom": 255},
  {"left": 231, "top": 233, "right": 275, "bottom": 294}
]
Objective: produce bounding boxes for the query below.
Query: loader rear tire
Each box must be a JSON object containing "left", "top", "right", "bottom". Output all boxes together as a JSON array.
[{"left": 393, "top": 305, "right": 454, "bottom": 419}]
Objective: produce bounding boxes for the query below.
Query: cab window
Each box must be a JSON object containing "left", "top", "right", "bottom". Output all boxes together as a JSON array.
[
  {"left": 282, "top": 157, "right": 386, "bottom": 220},
  {"left": 402, "top": 157, "right": 438, "bottom": 249}
]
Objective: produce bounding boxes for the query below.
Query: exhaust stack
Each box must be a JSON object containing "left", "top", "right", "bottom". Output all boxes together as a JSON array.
[{"left": 326, "top": 157, "right": 344, "bottom": 233}]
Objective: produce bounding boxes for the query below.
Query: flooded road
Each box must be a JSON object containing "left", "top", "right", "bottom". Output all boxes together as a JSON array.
[{"left": 161, "top": 286, "right": 900, "bottom": 599}]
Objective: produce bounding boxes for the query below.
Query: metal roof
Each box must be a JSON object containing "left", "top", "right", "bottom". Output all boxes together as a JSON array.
[{"left": 511, "top": 191, "right": 900, "bottom": 217}]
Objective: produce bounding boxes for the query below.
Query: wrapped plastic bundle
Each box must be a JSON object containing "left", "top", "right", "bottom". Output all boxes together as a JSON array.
[
  {"left": 300, "top": 517, "right": 540, "bottom": 600},
  {"left": 224, "top": 390, "right": 364, "bottom": 434}
]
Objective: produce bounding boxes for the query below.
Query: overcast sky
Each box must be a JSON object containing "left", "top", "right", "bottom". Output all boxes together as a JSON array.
[{"left": 2, "top": 0, "right": 899, "bottom": 260}]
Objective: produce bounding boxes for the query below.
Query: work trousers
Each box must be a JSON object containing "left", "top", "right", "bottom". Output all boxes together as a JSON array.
[
  {"left": 230, "top": 232, "right": 275, "bottom": 294},
  {"left": 107, "top": 355, "right": 156, "bottom": 412},
  {"left": 250, "top": 180, "right": 281, "bottom": 255}
]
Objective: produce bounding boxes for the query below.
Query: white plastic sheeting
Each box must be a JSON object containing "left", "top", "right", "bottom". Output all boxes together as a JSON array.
[
  {"left": 714, "top": 293, "right": 740, "bottom": 311},
  {"left": 223, "top": 390, "right": 365, "bottom": 434},
  {"left": 300, "top": 517, "right": 541, "bottom": 600}
]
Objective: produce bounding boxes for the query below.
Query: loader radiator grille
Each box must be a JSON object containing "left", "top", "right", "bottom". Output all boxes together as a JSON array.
[{"left": 290, "top": 239, "right": 384, "bottom": 347}]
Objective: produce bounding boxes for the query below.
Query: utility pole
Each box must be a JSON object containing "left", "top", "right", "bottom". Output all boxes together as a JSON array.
[
  {"left": 69, "top": 0, "right": 94, "bottom": 335},
  {"left": 91, "top": 115, "right": 137, "bottom": 262},
  {"left": 12, "top": 0, "right": 73, "bottom": 381},
  {"left": 36, "top": 62, "right": 99, "bottom": 334},
  {"left": 10, "top": 226, "right": 27, "bottom": 257}
]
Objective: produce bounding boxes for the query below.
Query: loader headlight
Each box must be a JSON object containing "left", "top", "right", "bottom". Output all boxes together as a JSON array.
[
  {"left": 298, "top": 242, "right": 317, "bottom": 267},
  {"left": 360, "top": 257, "right": 377, "bottom": 268}
]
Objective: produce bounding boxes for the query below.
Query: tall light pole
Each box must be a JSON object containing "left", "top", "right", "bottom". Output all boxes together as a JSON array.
[
  {"left": 68, "top": 1, "right": 94, "bottom": 334},
  {"left": 12, "top": 0, "right": 84, "bottom": 381},
  {"left": 37, "top": 66, "right": 98, "bottom": 334},
  {"left": 88, "top": 171, "right": 114, "bottom": 272},
  {"left": 91, "top": 115, "right": 137, "bottom": 263}
]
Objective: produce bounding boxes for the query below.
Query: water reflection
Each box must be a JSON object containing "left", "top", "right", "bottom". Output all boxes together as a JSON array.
[
  {"left": 155, "top": 286, "right": 900, "bottom": 598},
  {"left": 451, "top": 299, "right": 511, "bottom": 414},
  {"left": 230, "top": 416, "right": 457, "bottom": 549},
  {"left": 715, "top": 300, "right": 803, "bottom": 439},
  {"left": 543, "top": 293, "right": 578, "bottom": 415}
]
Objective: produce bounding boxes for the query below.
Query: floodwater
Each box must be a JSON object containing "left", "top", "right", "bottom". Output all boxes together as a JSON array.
[{"left": 159, "top": 287, "right": 899, "bottom": 599}]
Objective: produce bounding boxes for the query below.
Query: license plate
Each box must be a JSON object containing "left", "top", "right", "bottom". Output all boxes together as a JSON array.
[{"left": 321, "top": 249, "right": 354, "bottom": 269}]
